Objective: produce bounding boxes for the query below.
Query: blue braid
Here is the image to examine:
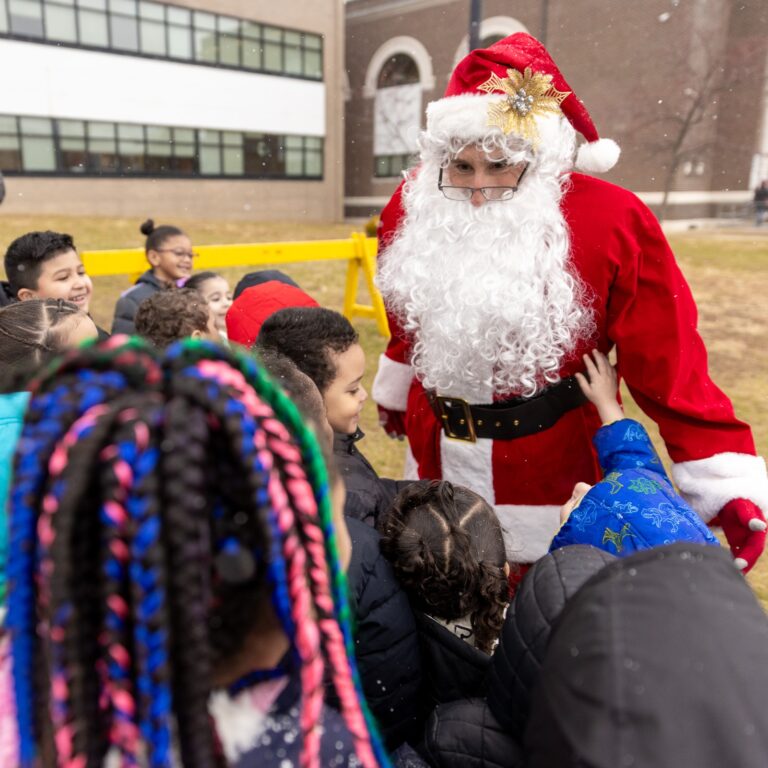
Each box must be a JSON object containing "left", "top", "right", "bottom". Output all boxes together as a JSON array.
[
  {"left": 183, "top": 366, "right": 296, "bottom": 642},
  {"left": 9, "top": 371, "right": 135, "bottom": 765},
  {"left": 120, "top": 414, "right": 173, "bottom": 768},
  {"left": 9, "top": 381, "right": 102, "bottom": 764}
]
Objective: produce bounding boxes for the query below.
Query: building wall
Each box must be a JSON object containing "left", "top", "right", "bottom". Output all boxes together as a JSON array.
[
  {"left": 1, "top": 0, "right": 345, "bottom": 221},
  {"left": 344, "top": 0, "right": 768, "bottom": 219}
]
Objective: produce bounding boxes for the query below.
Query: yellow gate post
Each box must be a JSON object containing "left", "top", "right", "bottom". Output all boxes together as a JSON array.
[{"left": 346, "top": 233, "right": 390, "bottom": 338}]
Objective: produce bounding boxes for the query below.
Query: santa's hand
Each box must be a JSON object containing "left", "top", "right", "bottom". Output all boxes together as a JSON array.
[
  {"left": 717, "top": 498, "right": 767, "bottom": 573},
  {"left": 377, "top": 405, "right": 406, "bottom": 440}
]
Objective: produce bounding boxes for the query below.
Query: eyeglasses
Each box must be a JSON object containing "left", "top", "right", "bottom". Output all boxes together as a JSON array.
[
  {"left": 156, "top": 248, "right": 197, "bottom": 260},
  {"left": 437, "top": 163, "right": 528, "bottom": 202}
]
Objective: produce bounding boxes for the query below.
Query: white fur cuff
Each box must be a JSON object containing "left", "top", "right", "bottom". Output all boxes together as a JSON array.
[
  {"left": 372, "top": 354, "right": 413, "bottom": 412},
  {"left": 672, "top": 452, "right": 768, "bottom": 523},
  {"left": 495, "top": 504, "right": 562, "bottom": 563}
]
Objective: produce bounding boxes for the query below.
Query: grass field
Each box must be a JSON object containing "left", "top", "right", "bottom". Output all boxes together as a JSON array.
[{"left": 1, "top": 214, "right": 766, "bottom": 601}]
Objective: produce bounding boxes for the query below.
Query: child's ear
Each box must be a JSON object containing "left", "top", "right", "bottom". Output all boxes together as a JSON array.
[
  {"left": 146, "top": 250, "right": 161, "bottom": 268},
  {"left": 190, "top": 329, "right": 203, "bottom": 339},
  {"left": 16, "top": 287, "right": 37, "bottom": 302}
]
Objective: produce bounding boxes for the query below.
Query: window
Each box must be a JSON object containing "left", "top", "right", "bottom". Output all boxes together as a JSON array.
[
  {"left": 284, "top": 30, "right": 302, "bottom": 76},
  {"left": 109, "top": 0, "right": 138, "bottom": 51},
  {"left": 139, "top": 1, "right": 166, "bottom": 56},
  {"left": 218, "top": 15, "right": 239, "bottom": 67},
  {"left": 87, "top": 121, "right": 118, "bottom": 172},
  {"left": 263, "top": 25, "right": 282, "bottom": 72},
  {"left": 58, "top": 119, "right": 87, "bottom": 172},
  {"left": 167, "top": 6, "right": 191, "bottom": 59},
  {"left": 241, "top": 21, "right": 260, "bottom": 70},
  {"left": 78, "top": 0, "right": 108, "bottom": 46},
  {"left": 0, "top": 1, "right": 324, "bottom": 79},
  {"left": 480, "top": 33, "right": 506, "bottom": 47},
  {"left": 1, "top": 113, "right": 324, "bottom": 179},
  {"left": 374, "top": 53, "right": 421, "bottom": 177},
  {"left": 9, "top": 0, "right": 44, "bottom": 36},
  {"left": 377, "top": 53, "right": 420, "bottom": 89},
  {"left": 303, "top": 34, "right": 322, "bottom": 79},
  {"left": 20, "top": 116, "right": 55, "bottom": 171},
  {"left": 45, "top": 0, "right": 77, "bottom": 43},
  {"left": 0, "top": 116, "right": 22, "bottom": 171},
  {"left": 193, "top": 10, "right": 216, "bottom": 63},
  {"left": 374, "top": 154, "right": 412, "bottom": 178}
]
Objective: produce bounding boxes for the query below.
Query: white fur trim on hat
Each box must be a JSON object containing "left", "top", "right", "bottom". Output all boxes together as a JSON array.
[
  {"left": 575, "top": 138, "right": 621, "bottom": 173},
  {"left": 672, "top": 452, "right": 768, "bottom": 523},
  {"left": 426, "top": 93, "right": 504, "bottom": 141},
  {"left": 372, "top": 354, "right": 414, "bottom": 412}
]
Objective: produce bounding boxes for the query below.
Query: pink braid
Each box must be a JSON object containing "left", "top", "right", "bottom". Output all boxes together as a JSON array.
[
  {"left": 39, "top": 405, "right": 109, "bottom": 767},
  {"left": 40, "top": 406, "right": 142, "bottom": 767},
  {"left": 0, "top": 634, "right": 19, "bottom": 767},
  {"left": 197, "top": 361, "right": 378, "bottom": 768}
]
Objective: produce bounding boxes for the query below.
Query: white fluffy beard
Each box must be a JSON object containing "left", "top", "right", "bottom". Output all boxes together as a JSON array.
[{"left": 377, "top": 128, "right": 594, "bottom": 400}]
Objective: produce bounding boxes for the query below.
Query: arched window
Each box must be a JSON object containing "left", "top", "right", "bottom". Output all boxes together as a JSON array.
[
  {"left": 480, "top": 33, "right": 506, "bottom": 48},
  {"left": 377, "top": 53, "right": 420, "bottom": 89},
  {"left": 369, "top": 43, "right": 430, "bottom": 178},
  {"left": 453, "top": 17, "right": 529, "bottom": 67}
]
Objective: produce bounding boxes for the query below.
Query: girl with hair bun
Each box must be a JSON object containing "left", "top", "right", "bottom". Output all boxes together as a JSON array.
[
  {"left": 111, "top": 219, "right": 196, "bottom": 335},
  {"left": 4, "top": 337, "right": 389, "bottom": 768},
  {"left": 379, "top": 481, "right": 511, "bottom": 706}
]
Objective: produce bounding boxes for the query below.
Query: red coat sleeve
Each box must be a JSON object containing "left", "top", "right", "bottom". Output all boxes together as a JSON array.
[{"left": 586, "top": 187, "right": 755, "bottom": 463}]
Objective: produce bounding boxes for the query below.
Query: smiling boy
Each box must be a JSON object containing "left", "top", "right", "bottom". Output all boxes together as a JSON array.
[
  {"left": 3, "top": 230, "right": 107, "bottom": 338},
  {"left": 257, "top": 306, "right": 411, "bottom": 526}
]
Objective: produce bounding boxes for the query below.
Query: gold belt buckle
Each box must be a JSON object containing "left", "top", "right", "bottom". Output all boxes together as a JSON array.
[{"left": 434, "top": 395, "right": 476, "bottom": 443}]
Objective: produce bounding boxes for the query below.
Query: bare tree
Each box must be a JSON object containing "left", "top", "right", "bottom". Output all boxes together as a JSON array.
[{"left": 631, "top": 2, "right": 765, "bottom": 220}]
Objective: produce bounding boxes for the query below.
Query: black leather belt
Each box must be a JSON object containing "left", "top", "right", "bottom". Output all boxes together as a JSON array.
[{"left": 427, "top": 376, "right": 587, "bottom": 442}]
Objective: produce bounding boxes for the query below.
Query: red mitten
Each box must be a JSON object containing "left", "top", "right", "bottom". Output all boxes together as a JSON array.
[
  {"left": 717, "top": 498, "right": 767, "bottom": 573},
  {"left": 377, "top": 405, "right": 407, "bottom": 440}
]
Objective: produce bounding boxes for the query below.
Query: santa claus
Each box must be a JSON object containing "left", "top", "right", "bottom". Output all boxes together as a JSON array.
[{"left": 373, "top": 33, "right": 768, "bottom": 569}]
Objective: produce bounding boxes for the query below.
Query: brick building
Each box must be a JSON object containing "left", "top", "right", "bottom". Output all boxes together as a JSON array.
[
  {"left": 344, "top": 0, "right": 768, "bottom": 219},
  {"left": 1, "top": 0, "right": 344, "bottom": 220}
]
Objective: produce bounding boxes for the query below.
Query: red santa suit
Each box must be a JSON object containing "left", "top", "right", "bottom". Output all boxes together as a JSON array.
[{"left": 372, "top": 33, "right": 768, "bottom": 565}]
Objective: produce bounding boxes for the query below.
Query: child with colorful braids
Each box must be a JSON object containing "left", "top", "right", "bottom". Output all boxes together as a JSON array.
[{"left": 5, "top": 337, "right": 390, "bottom": 768}]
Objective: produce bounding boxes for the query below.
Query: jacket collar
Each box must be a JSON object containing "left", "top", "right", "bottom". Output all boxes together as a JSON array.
[{"left": 333, "top": 428, "right": 365, "bottom": 452}]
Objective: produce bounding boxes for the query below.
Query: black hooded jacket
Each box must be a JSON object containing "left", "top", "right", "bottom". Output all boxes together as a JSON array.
[
  {"left": 525, "top": 543, "right": 768, "bottom": 768},
  {"left": 414, "top": 610, "right": 491, "bottom": 709},
  {"left": 488, "top": 545, "right": 616, "bottom": 739},
  {"left": 338, "top": 517, "right": 423, "bottom": 750},
  {"left": 333, "top": 429, "right": 412, "bottom": 527},
  {"left": 423, "top": 545, "right": 614, "bottom": 768}
]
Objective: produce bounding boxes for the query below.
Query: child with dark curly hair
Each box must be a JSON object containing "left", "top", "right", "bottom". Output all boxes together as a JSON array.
[
  {"left": 379, "top": 480, "right": 510, "bottom": 706},
  {"left": 134, "top": 287, "right": 219, "bottom": 347}
]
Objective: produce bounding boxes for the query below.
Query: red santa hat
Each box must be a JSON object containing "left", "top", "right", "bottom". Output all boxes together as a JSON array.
[
  {"left": 426, "top": 32, "right": 620, "bottom": 173},
  {"left": 225, "top": 281, "right": 319, "bottom": 348}
]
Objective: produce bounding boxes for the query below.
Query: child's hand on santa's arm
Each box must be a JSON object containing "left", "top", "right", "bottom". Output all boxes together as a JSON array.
[{"left": 575, "top": 350, "right": 624, "bottom": 425}]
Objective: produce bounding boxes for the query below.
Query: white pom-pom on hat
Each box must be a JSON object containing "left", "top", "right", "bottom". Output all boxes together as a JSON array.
[{"left": 576, "top": 138, "right": 621, "bottom": 173}]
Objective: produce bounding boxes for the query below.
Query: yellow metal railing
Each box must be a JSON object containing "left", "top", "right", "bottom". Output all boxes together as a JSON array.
[{"left": 81, "top": 232, "right": 390, "bottom": 338}]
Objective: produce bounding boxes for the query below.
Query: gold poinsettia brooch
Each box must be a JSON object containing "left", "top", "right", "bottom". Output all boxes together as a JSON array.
[{"left": 478, "top": 67, "right": 570, "bottom": 145}]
